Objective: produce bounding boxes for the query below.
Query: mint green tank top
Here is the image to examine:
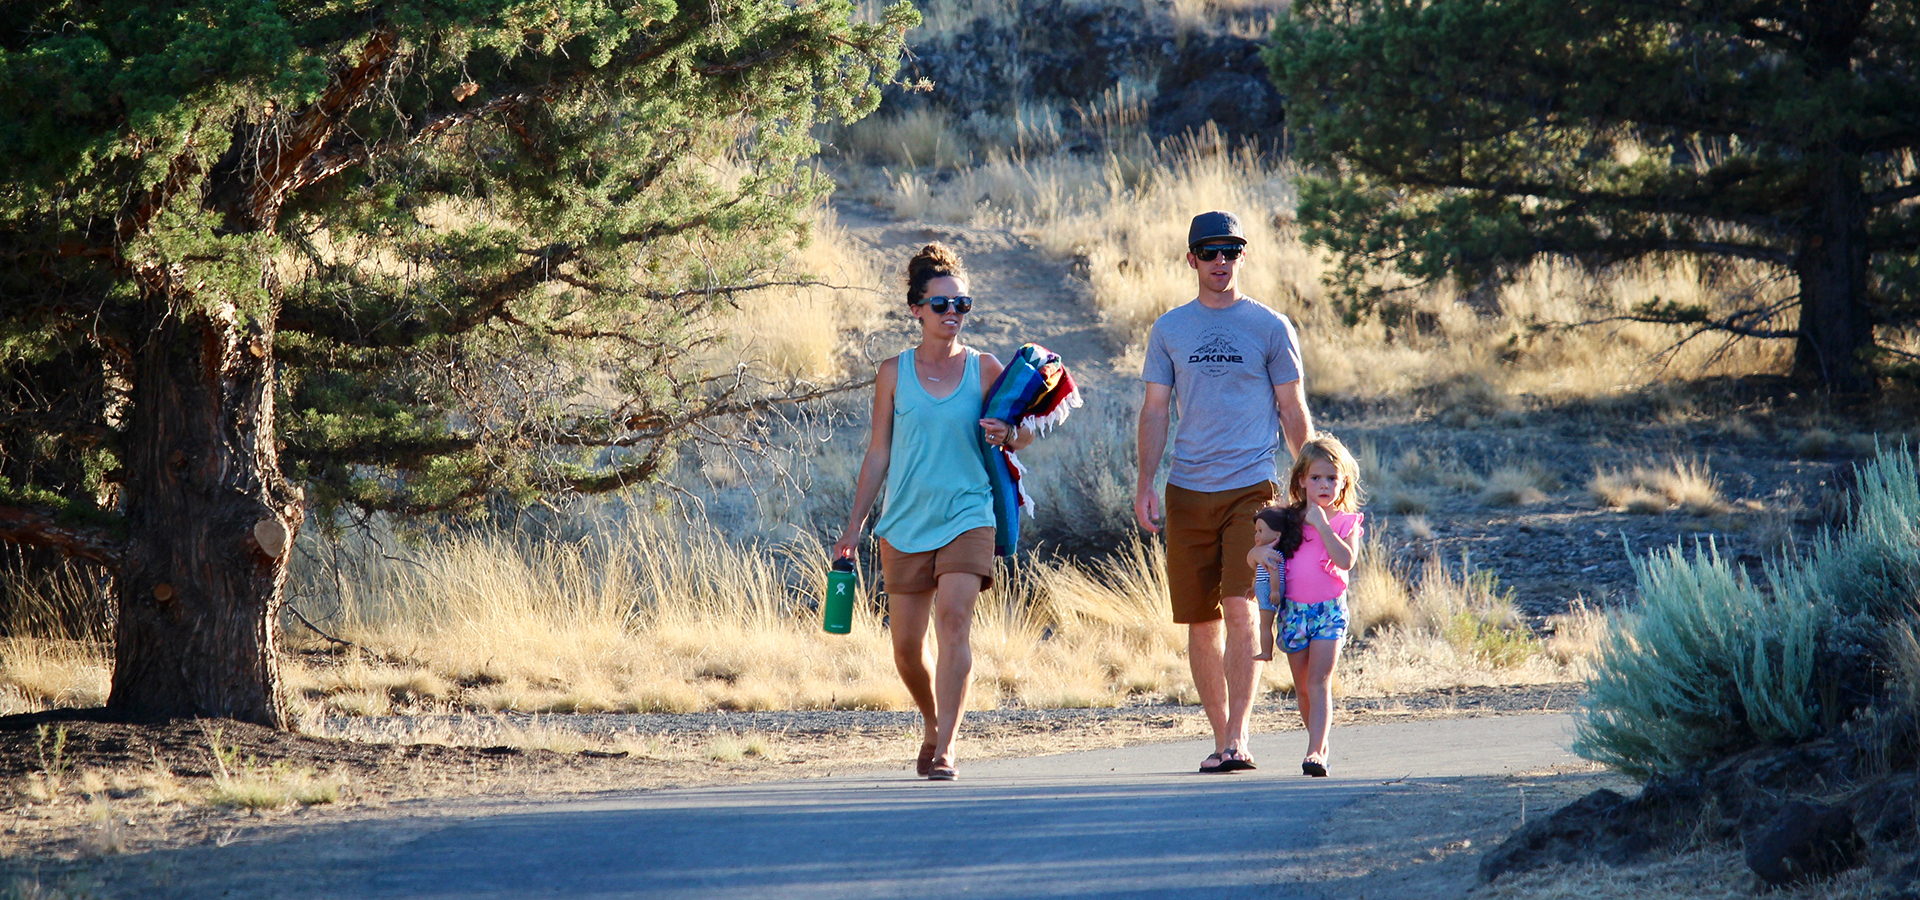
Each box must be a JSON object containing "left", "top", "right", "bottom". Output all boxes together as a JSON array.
[{"left": 872, "top": 348, "right": 996, "bottom": 553}]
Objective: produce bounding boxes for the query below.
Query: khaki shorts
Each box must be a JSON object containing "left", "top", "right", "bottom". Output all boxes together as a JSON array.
[
  {"left": 1164, "top": 481, "right": 1279, "bottom": 624},
  {"left": 879, "top": 526, "right": 996, "bottom": 594}
]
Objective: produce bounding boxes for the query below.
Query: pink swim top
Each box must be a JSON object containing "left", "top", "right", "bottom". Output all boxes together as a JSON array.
[{"left": 1283, "top": 511, "right": 1363, "bottom": 604}]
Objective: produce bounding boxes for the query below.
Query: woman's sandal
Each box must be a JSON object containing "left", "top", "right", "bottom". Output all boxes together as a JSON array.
[
  {"left": 1302, "top": 756, "right": 1328, "bottom": 777},
  {"left": 1218, "top": 747, "right": 1258, "bottom": 772},
  {"left": 916, "top": 742, "right": 938, "bottom": 777},
  {"left": 928, "top": 755, "right": 958, "bottom": 781},
  {"left": 1199, "top": 751, "right": 1229, "bottom": 773}
]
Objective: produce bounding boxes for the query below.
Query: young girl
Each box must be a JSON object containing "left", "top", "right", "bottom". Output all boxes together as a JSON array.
[{"left": 1249, "top": 433, "right": 1363, "bottom": 777}]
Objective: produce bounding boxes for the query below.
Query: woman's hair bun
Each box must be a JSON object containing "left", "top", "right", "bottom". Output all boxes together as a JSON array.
[{"left": 906, "top": 243, "right": 966, "bottom": 303}]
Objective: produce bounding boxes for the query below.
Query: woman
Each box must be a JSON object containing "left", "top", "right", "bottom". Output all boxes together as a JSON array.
[{"left": 833, "top": 243, "right": 1033, "bottom": 782}]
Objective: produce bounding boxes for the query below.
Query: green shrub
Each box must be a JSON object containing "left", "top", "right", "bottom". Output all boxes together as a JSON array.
[
  {"left": 1575, "top": 443, "right": 1920, "bottom": 779},
  {"left": 1772, "top": 443, "right": 1920, "bottom": 622}
]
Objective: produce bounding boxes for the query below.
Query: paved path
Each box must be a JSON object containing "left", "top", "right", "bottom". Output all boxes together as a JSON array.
[{"left": 117, "top": 714, "right": 1577, "bottom": 899}]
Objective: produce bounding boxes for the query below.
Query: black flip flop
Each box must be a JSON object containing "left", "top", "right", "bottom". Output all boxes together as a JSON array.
[
  {"left": 1302, "top": 758, "right": 1328, "bottom": 777},
  {"left": 1218, "top": 748, "right": 1258, "bottom": 772},
  {"left": 1199, "top": 751, "right": 1230, "bottom": 773}
]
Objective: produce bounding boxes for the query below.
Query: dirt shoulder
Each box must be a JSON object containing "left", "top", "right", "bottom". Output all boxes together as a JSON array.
[{"left": 1, "top": 683, "right": 1579, "bottom": 873}]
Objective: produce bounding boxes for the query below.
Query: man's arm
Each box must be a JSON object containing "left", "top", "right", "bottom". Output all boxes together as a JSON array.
[
  {"left": 1134, "top": 382, "right": 1173, "bottom": 533},
  {"left": 1274, "top": 378, "right": 1312, "bottom": 459}
]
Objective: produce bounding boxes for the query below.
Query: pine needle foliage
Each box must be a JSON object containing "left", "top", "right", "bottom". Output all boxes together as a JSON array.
[
  {"left": 1576, "top": 445, "right": 1920, "bottom": 779},
  {"left": 0, "top": 0, "right": 915, "bottom": 529},
  {"left": 1268, "top": 0, "right": 1920, "bottom": 393}
]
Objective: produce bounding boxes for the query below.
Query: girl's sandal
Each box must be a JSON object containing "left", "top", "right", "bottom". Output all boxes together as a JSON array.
[
  {"left": 1301, "top": 756, "right": 1328, "bottom": 778},
  {"left": 928, "top": 755, "right": 958, "bottom": 781},
  {"left": 916, "top": 742, "right": 938, "bottom": 777}
]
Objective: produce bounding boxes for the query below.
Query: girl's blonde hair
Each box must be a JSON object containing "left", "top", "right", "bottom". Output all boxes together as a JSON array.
[{"left": 1285, "top": 433, "right": 1363, "bottom": 512}]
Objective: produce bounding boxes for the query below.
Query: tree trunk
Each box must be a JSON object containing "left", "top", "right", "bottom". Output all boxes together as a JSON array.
[
  {"left": 1792, "top": 156, "right": 1877, "bottom": 395},
  {"left": 107, "top": 279, "right": 304, "bottom": 727}
]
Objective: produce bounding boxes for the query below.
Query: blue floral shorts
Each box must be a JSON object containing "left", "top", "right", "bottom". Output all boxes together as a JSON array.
[{"left": 1280, "top": 596, "right": 1348, "bottom": 654}]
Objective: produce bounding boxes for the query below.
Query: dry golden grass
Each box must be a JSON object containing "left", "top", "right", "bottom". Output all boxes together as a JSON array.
[
  {"left": 1346, "top": 531, "right": 1412, "bottom": 637},
  {"left": 1345, "top": 554, "right": 1564, "bottom": 696},
  {"left": 282, "top": 517, "right": 1216, "bottom": 716},
  {"left": 713, "top": 204, "right": 892, "bottom": 381},
  {"left": 1480, "top": 465, "right": 1558, "bottom": 507},
  {"left": 0, "top": 639, "right": 109, "bottom": 715},
  {"left": 1542, "top": 600, "right": 1614, "bottom": 676},
  {"left": 837, "top": 122, "right": 1793, "bottom": 405},
  {"left": 180, "top": 725, "right": 348, "bottom": 810},
  {"left": 9, "top": 517, "right": 1585, "bottom": 721},
  {"left": 1588, "top": 459, "right": 1728, "bottom": 516}
]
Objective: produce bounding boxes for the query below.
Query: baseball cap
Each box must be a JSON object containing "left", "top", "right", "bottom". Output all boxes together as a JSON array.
[{"left": 1187, "top": 210, "right": 1246, "bottom": 248}]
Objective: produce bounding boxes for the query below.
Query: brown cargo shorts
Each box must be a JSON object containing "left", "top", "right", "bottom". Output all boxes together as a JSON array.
[
  {"left": 1164, "top": 481, "right": 1279, "bottom": 624},
  {"left": 879, "top": 526, "right": 996, "bottom": 594}
]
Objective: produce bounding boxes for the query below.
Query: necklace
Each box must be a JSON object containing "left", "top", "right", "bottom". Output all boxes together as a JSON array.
[{"left": 918, "top": 351, "right": 956, "bottom": 381}]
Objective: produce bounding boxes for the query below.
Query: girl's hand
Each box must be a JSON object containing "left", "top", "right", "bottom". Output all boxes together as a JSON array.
[
  {"left": 1248, "top": 542, "right": 1282, "bottom": 571},
  {"left": 1306, "top": 502, "right": 1332, "bottom": 531}
]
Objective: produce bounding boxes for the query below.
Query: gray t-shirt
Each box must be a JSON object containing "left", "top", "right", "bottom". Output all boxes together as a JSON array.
[{"left": 1142, "top": 297, "right": 1303, "bottom": 492}]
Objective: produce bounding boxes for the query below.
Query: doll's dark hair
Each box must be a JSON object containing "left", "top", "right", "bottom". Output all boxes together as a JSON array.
[
  {"left": 1254, "top": 503, "right": 1305, "bottom": 557},
  {"left": 905, "top": 243, "right": 965, "bottom": 304}
]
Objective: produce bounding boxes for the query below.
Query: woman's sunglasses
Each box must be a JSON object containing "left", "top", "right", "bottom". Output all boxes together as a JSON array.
[
  {"left": 917, "top": 295, "right": 973, "bottom": 314},
  {"left": 1192, "top": 244, "right": 1245, "bottom": 262}
]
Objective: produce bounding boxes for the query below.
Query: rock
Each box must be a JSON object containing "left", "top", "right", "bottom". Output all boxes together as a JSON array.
[
  {"left": 884, "top": 0, "right": 1285, "bottom": 146},
  {"left": 1480, "top": 788, "right": 1668, "bottom": 882},
  {"left": 1743, "top": 799, "right": 1864, "bottom": 887},
  {"left": 1480, "top": 773, "right": 1720, "bottom": 883},
  {"left": 1851, "top": 772, "right": 1920, "bottom": 846},
  {"left": 1148, "top": 33, "right": 1286, "bottom": 140},
  {"left": 1147, "top": 70, "right": 1284, "bottom": 142}
]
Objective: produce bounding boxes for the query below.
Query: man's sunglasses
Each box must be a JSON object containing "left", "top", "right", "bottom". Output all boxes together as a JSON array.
[
  {"left": 917, "top": 295, "right": 973, "bottom": 314},
  {"left": 1192, "top": 244, "right": 1246, "bottom": 262}
]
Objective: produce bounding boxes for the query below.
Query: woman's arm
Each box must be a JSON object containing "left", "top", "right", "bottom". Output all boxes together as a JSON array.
[
  {"left": 1306, "top": 506, "right": 1359, "bottom": 570},
  {"left": 832, "top": 359, "right": 898, "bottom": 559},
  {"left": 975, "top": 352, "right": 1036, "bottom": 451}
]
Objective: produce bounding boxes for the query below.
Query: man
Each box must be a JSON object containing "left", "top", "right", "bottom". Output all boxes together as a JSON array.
[{"left": 1135, "top": 210, "right": 1313, "bottom": 773}]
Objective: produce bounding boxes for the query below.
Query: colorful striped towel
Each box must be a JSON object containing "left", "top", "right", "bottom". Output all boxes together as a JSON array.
[{"left": 982, "top": 343, "right": 1083, "bottom": 557}]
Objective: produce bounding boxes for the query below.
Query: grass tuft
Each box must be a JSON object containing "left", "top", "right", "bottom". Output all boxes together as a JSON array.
[
  {"left": 204, "top": 727, "right": 342, "bottom": 810},
  {"left": 1589, "top": 459, "right": 1727, "bottom": 516}
]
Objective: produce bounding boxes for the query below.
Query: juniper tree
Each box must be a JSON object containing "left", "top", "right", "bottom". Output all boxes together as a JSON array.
[
  {"left": 1268, "top": 0, "right": 1920, "bottom": 393},
  {"left": 0, "top": 0, "right": 913, "bottom": 726}
]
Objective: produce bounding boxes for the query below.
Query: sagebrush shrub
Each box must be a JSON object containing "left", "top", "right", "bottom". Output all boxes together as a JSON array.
[{"left": 1575, "top": 444, "right": 1920, "bottom": 779}]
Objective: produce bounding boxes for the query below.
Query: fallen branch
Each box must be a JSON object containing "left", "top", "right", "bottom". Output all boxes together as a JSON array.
[{"left": 285, "top": 603, "right": 355, "bottom": 648}]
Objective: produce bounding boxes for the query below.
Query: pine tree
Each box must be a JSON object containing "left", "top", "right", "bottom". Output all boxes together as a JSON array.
[
  {"left": 0, "top": 0, "right": 913, "bottom": 726},
  {"left": 1269, "top": 0, "right": 1920, "bottom": 393}
]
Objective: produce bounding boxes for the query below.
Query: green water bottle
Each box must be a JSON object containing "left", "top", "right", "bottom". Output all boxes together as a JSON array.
[{"left": 823, "top": 557, "right": 857, "bottom": 634}]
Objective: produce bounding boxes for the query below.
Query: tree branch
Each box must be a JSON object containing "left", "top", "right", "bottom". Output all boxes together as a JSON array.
[
  {"left": 1558, "top": 306, "right": 1802, "bottom": 341},
  {"left": 1867, "top": 182, "right": 1920, "bottom": 208},
  {"left": 0, "top": 507, "right": 122, "bottom": 568},
  {"left": 242, "top": 26, "right": 404, "bottom": 229}
]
